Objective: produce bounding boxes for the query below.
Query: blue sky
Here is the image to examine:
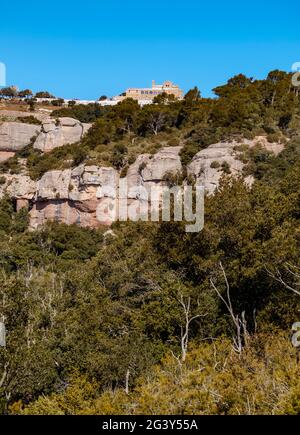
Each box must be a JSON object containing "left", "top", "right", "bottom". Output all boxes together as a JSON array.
[{"left": 0, "top": 0, "right": 299, "bottom": 99}]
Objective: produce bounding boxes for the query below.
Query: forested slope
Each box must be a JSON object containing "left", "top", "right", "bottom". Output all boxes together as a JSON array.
[{"left": 1, "top": 70, "right": 300, "bottom": 414}]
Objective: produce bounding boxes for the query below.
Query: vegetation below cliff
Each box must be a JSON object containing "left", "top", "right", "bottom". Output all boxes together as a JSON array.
[{"left": 1, "top": 139, "right": 300, "bottom": 413}]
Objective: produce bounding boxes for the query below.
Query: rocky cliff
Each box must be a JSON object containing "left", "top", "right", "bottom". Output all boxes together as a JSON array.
[
  {"left": 0, "top": 116, "right": 91, "bottom": 160},
  {"left": 187, "top": 136, "right": 284, "bottom": 194},
  {"left": 0, "top": 131, "right": 285, "bottom": 229}
]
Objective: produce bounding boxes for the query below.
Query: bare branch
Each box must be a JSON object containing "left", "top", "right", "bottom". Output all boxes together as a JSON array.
[
  {"left": 0, "top": 362, "right": 9, "bottom": 389},
  {"left": 265, "top": 265, "right": 300, "bottom": 298},
  {"left": 211, "top": 262, "right": 248, "bottom": 354}
]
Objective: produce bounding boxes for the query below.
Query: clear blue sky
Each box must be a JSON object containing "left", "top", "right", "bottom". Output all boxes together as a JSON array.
[{"left": 0, "top": 0, "right": 299, "bottom": 99}]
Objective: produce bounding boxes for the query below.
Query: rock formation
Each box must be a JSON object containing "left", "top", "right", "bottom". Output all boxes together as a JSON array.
[
  {"left": 0, "top": 122, "right": 41, "bottom": 152},
  {"left": 187, "top": 136, "right": 284, "bottom": 194},
  {"left": 0, "top": 136, "right": 285, "bottom": 230},
  {"left": 33, "top": 117, "right": 92, "bottom": 152},
  {"left": 0, "top": 117, "right": 92, "bottom": 159}
]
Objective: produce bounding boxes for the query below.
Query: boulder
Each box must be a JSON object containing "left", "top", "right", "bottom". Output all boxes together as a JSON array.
[
  {"left": 187, "top": 136, "right": 284, "bottom": 194},
  {"left": 0, "top": 173, "right": 36, "bottom": 200},
  {"left": 33, "top": 117, "right": 92, "bottom": 152},
  {"left": 141, "top": 146, "right": 182, "bottom": 182},
  {"left": 36, "top": 169, "right": 72, "bottom": 200}
]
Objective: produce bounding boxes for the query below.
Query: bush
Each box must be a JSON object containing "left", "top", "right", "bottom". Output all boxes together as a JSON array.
[
  {"left": 210, "top": 160, "right": 220, "bottom": 169},
  {"left": 17, "top": 116, "right": 42, "bottom": 125},
  {"left": 221, "top": 161, "right": 231, "bottom": 174}
]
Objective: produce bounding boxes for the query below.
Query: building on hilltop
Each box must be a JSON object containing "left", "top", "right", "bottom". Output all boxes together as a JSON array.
[{"left": 114, "top": 80, "right": 183, "bottom": 103}]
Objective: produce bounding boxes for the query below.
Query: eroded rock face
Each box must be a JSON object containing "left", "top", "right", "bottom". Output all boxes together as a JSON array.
[
  {"left": 0, "top": 173, "right": 37, "bottom": 212},
  {"left": 0, "top": 137, "right": 285, "bottom": 230},
  {"left": 187, "top": 136, "right": 285, "bottom": 194},
  {"left": 33, "top": 117, "right": 92, "bottom": 152},
  {"left": 0, "top": 122, "right": 41, "bottom": 151},
  {"left": 188, "top": 142, "right": 244, "bottom": 194},
  {"left": 30, "top": 165, "right": 119, "bottom": 229},
  {"left": 0, "top": 117, "right": 92, "bottom": 158},
  {"left": 142, "top": 146, "right": 182, "bottom": 182},
  {"left": 29, "top": 147, "right": 184, "bottom": 229},
  {"left": 0, "top": 173, "right": 36, "bottom": 199}
]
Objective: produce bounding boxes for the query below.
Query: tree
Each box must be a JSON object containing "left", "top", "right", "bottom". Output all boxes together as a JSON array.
[
  {"left": 210, "top": 262, "right": 249, "bottom": 354},
  {"left": 28, "top": 100, "right": 36, "bottom": 112},
  {"left": 153, "top": 92, "right": 176, "bottom": 104},
  {"left": 138, "top": 105, "right": 168, "bottom": 135},
  {"left": 0, "top": 86, "right": 18, "bottom": 98},
  {"left": 213, "top": 74, "right": 253, "bottom": 97},
  {"left": 18, "top": 89, "right": 33, "bottom": 98},
  {"left": 176, "top": 295, "right": 206, "bottom": 363},
  {"left": 99, "top": 95, "right": 108, "bottom": 101},
  {"left": 113, "top": 98, "right": 140, "bottom": 135},
  {"left": 35, "top": 91, "right": 55, "bottom": 98},
  {"left": 110, "top": 143, "right": 128, "bottom": 169},
  {"left": 184, "top": 86, "right": 201, "bottom": 103},
  {"left": 52, "top": 98, "right": 65, "bottom": 107}
]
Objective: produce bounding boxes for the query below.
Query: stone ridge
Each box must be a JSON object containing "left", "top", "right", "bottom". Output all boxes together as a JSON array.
[
  {"left": 0, "top": 137, "right": 284, "bottom": 229},
  {"left": 0, "top": 117, "right": 92, "bottom": 158}
]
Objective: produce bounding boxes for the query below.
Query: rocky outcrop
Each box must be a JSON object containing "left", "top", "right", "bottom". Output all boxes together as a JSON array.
[
  {"left": 0, "top": 122, "right": 41, "bottom": 151},
  {"left": 187, "top": 136, "right": 284, "bottom": 194},
  {"left": 29, "top": 147, "right": 183, "bottom": 229},
  {"left": 0, "top": 137, "right": 285, "bottom": 229},
  {"left": 33, "top": 117, "right": 92, "bottom": 152},
  {"left": 142, "top": 146, "right": 182, "bottom": 182},
  {"left": 0, "top": 117, "right": 92, "bottom": 158},
  {"left": 187, "top": 142, "right": 244, "bottom": 194},
  {"left": 30, "top": 165, "right": 119, "bottom": 229},
  {"left": 0, "top": 172, "right": 36, "bottom": 211}
]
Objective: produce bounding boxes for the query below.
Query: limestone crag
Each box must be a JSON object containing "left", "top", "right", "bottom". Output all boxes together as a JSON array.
[
  {"left": 0, "top": 137, "right": 285, "bottom": 229},
  {"left": 29, "top": 147, "right": 183, "bottom": 229},
  {"left": 30, "top": 165, "right": 119, "bottom": 228},
  {"left": 142, "top": 146, "right": 182, "bottom": 182},
  {"left": 187, "top": 136, "right": 284, "bottom": 194},
  {"left": 0, "top": 117, "right": 92, "bottom": 157},
  {"left": 33, "top": 117, "right": 92, "bottom": 152},
  {"left": 0, "top": 122, "right": 41, "bottom": 151}
]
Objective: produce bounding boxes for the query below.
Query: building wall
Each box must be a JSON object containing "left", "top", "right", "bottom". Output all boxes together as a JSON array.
[{"left": 125, "top": 81, "right": 183, "bottom": 101}]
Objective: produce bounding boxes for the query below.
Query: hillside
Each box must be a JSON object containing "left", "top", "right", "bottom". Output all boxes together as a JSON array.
[{"left": 1, "top": 70, "right": 300, "bottom": 415}]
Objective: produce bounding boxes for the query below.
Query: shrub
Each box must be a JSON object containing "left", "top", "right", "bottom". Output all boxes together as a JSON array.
[
  {"left": 17, "top": 116, "right": 42, "bottom": 125},
  {"left": 221, "top": 161, "right": 231, "bottom": 174},
  {"left": 210, "top": 160, "right": 220, "bottom": 169}
]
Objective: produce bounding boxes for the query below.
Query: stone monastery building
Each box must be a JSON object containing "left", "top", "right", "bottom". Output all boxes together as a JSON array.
[{"left": 120, "top": 80, "right": 183, "bottom": 101}]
